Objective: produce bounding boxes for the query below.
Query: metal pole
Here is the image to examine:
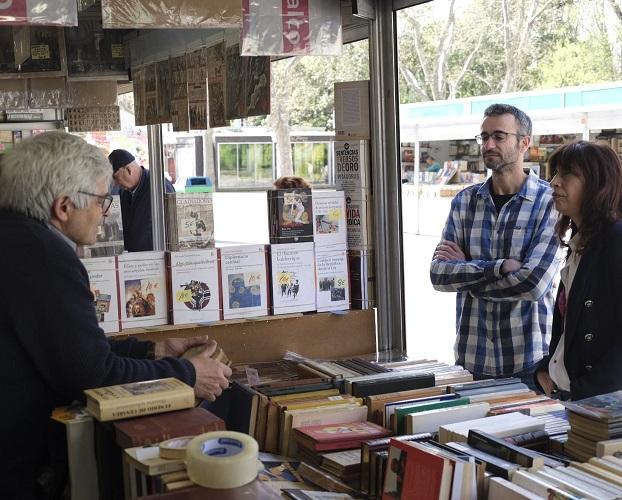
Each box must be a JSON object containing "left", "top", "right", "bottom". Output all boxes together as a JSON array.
[
  {"left": 147, "top": 124, "right": 166, "bottom": 251},
  {"left": 369, "top": 1, "right": 406, "bottom": 353}
]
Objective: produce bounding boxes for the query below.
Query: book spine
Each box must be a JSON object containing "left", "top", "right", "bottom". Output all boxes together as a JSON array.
[{"left": 467, "top": 429, "right": 543, "bottom": 468}]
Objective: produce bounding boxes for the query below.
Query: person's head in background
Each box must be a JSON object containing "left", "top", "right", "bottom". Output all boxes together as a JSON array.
[
  {"left": 0, "top": 131, "right": 112, "bottom": 246},
  {"left": 423, "top": 153, "right": 441, "bottom": 173},
  {"left": 273, "top": 176, "right": 311, "bottom": 189},
  {"left": 549, "top": 140, "right": 622, "bottom": 253},
  {"left": 109, "top": 149, "right": 143, "bottom": 191}
]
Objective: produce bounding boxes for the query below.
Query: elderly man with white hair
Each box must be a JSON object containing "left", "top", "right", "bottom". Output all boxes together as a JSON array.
[{"left": 0, "top": 132, "right": 230, "bottom": 498}]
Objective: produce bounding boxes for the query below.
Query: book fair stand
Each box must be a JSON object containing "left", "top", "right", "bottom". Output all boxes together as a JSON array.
[{"left": 3, "top": 1, "right": 622, "bottom": 499}]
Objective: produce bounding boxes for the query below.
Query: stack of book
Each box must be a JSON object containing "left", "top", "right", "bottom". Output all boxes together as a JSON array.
[
  {"left": 293, "top": 420, "right": 391, "bottom": 454},
  {"left": 165, "top": 192, "right": 215, "bottom": 251},
  {"left": 564, "top": 390, "right": 622, "bottom": 461},
  {"left": 438, "top": 412, "right": 546, "bottom": 444},
  {"left": 78, "top": 194, "right": 124, "bottom": 258}
]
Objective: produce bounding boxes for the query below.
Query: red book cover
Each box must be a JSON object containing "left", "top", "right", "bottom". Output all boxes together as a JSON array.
[
  {"left": 294, "top": 421, "right": 391, "bottom": 452},
  {"left": 382, "top": 439, "right": 453, "bottom": 500}
]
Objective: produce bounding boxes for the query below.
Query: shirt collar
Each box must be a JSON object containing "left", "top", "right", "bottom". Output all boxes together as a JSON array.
[
  {"left": 46, "top": 222, "right": 78, "bottom": 252},
  {"left": 476, "top": 169, "right": 540, "bottom": 202}
]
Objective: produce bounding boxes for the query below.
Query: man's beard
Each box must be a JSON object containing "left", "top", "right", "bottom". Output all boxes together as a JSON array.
[{"left": 483, "top": 149, "right": 519, "bottom": 173}]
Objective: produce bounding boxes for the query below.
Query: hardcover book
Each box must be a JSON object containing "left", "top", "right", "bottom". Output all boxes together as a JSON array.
[
  {"left": 168, "top": 250, "right": 221, "bottom": 324},
  {"left": 78, "top": 195, "right": 124, "bottom": 257},
  {"left": 564, "top": 390, "right": 622, "bottom": 423},
  {"left": 165, "top": 193, "right": 215, "bottom": 251},
  {"left": 114, "top": 407, "right": 225, "bottom": 449},
  {"left": 117, "top": 251, "right": 168, "bottom": 329},
  {"left": 219, "top": 245, "right": 269, "bottom": 319},
  {"left": 349, "top": 249, "right": 375, "bottom": 310},
  {"left": 268, "top": 188, "right": 314, "bottom": 244},
  {"left": 294, "top": 421, "right": 391, "bottom": 452},
  {"left": 312, "top": 190, "right": 347, "bottom": 249},
  {"left": 315, "top": 243, "right": 350, "bottom": 312},
  {"left": 81, "top": 256, "right": 120, "bottom": 334},
  {"left": 84, "top": 378, "right": 194, "bottom": 422},
  {"left": 270, "top": 242, "right": 316, "bottom": 315}
]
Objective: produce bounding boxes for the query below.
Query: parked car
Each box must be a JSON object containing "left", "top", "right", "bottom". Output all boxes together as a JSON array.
[{"left": 173, "top": 176, "right": 214, "bottom": 193}]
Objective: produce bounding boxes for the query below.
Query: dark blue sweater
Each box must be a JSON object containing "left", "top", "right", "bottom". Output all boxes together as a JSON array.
[
  {"left": 120, "top": 167, "right": 175, "bottom": 251},
  {"left": 0, "top": 211, "right": 194, "bottom": 495}
]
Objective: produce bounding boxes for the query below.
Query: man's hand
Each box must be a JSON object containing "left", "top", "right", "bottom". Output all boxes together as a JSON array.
[
  {"left": 536, "top": 369, "right": 555, "bottom": 396},
  {"left": 434, "top": 240, "right": 466, "bottom": 261},
  {"left": 187, "top": 349, "right": 232, "bottom": 401},
  {"left": 501, "top": 258, "right": 522, "bottom": 275},
  {"left": 155, "top": 335, "right": 211, "bottom": 359}
]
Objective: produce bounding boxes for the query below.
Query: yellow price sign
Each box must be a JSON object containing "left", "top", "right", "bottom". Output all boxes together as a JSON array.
[
  {"left": 175, "top": 289, "right": 193, "bottom": 303},
  {"left": 328, "top": 208, "right": 342, "bottom": 221},
  {"left": 111, "top": 44, "right": 124, "bottom": 58},
  {"left": 31, "top": 45, "right": 50, "bottom": 60},
  {"left": 277, "top": 272, "right": 291, "bottom": 285},
  {"left": 336, "top": 277, "right": 346, "bottom": 288}
]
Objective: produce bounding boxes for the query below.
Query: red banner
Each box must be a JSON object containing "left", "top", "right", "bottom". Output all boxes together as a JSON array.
[{"left": 282, "top": 0, "right": 310, "bottom": 54}]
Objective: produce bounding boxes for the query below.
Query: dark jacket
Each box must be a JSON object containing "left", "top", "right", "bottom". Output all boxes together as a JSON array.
[
  {"left": 536, "top": 220, "right": 622, "bottom": 400},
  {"left": 120, "top": 167, "right": 175, "bottom": 252},
  {"left": 0, "top": 211, "right": 194, "bottom": 495}
]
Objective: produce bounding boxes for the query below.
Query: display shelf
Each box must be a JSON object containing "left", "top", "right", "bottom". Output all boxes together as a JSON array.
[{"left": 110, "top": 309, "right": 377, "bottom": 363}]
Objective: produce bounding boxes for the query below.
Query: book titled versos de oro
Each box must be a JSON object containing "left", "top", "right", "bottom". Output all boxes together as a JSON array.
[{"left": 84, "top": 378, "right": 195, "bottom": 422}]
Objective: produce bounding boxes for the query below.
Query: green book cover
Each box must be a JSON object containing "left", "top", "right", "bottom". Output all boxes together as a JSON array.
[{"left": 395, "top": 397, "right": 471, "bottom": 434}]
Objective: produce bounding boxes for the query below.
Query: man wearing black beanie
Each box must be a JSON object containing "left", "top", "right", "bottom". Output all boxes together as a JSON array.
[{"left": 108, "top": 149, "right": 175, "bottom": 251}]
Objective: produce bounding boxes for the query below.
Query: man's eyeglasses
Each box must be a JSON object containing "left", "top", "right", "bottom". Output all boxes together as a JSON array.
[
  {"left": 475, "top": 131, "right": 525, "bottom": 145},
  {"left": 78, "top": 191, "right": 114, "bottom": 214}
]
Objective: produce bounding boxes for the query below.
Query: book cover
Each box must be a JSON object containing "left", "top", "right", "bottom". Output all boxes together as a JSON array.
[
  {"left": 85, "top": 378, "right": 194, "bottom": 422},
  {"left": 312, "top": 190, "right": 347, "bottom": 248},
  {"left": 382, "top": 440, "right": 452, "bottom": 500},
  {"left": 268, "top": 188, "right": 314, "bottom": 244},
  {"left": 270, "top": 242, "right": 316, "bottom": 315},
  {"left": 168, "top": 250, "right": 221, "bottom": 324},
  {"left": 166, "top": 193, "right": 215, "bottom": 251},
  {"left": 219, "top": 245, "right": 269, "bottom": 319},
  {"left": 117, "top": 251, "right": 168, "bottom": 329},
  {"left": 334, "top": 140, "right": 371, "bottom": 194},
  {"left": 564, "top": 390, "right": 622, "bottom": 422},
  {"left": 78, "top": 195, "right": 124, "bottom": 257},
  {"left": 349, "top": 249, "right": 375, "bottom": 310},
  {"left": 315, "top": 243, "right": 350, "bottom": 312},
  {"left": 114, "top": 407, "right": 225, "bottom": 449},
  {"left": 81, "top": 256, "right": 120, "bottom": 334},
  {"left": 345, "top": 192, "right": 373, "bottom": 251}
]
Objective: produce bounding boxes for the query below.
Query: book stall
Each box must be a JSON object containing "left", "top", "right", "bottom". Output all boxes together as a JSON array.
[{"left": 2, "top": 2, "right": 622, "bottom": 500}]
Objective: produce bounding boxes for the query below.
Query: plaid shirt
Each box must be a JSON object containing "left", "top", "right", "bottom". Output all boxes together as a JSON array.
[{"left": 430, "top": 171, "right": 561, "bottom": 376}]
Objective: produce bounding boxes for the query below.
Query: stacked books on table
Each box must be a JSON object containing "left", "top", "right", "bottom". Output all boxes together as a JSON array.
[{"left": 564, "top": 390, "right": 622, "bottom": 462}]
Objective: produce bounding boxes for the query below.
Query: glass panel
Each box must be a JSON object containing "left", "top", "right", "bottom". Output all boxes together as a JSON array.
[{"left": 218, "top": 143, "right": 239, "bottom": 188}]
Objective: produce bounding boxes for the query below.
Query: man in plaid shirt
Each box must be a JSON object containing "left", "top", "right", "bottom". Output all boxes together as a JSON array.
[{"left": 430, "top": 104, "right": 561, "bottom": 388}]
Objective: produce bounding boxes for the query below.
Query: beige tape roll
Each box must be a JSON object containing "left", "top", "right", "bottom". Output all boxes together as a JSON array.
[{"left": 186, "top": 431, "right": 259, "bottom": 489}]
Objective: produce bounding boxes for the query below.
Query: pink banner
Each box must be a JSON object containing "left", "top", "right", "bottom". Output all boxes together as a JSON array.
[
  {"left": 282, "top": 0, "right": 310, "bottom": 54},
  {"left": 0, "top": 0, "right": 77, "bottom": 26}
]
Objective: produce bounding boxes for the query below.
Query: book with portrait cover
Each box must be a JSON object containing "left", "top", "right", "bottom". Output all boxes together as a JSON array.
[
  {"left": 167, "top": 249, "right": 221, "bottom": 324},
  {"left": 117, "top": 251, "right": 168, "bottom": 329},
  {"left": 268, "top": 188, "right": 314, "bottom": 244},
  {"left": 219, "top": 244, "right": 269, "bottom": 319},
  {"left": 315, "top": 243, "right": 350, "bottom": 313},
  {"left": 84, "top": 378, "right": 194, "bottom": 422},
  {"left": 78, "top": 195, "right": 124, "bottom": 257},
  {"left": 270, "top": 242, "right": 316, "bottom": 315},
  {"left": 81, "top": 256, "right": 120, "bottom": 334},
  {"left": 312, "top": 190, "right": 347, "bottom": 249},
  {"left": 165, "top": 193, "right": 215, "bottom": 251}
]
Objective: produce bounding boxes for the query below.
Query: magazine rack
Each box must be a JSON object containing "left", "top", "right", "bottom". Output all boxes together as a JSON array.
[{"left": 112, "top": 309, "right": 377, "bottom": 363}]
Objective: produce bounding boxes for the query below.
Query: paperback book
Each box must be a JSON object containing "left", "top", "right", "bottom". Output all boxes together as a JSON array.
[
  {"left": 219, "top": 244, "right": 269, "bottom": 319},
  {"left": 270, "top": 242, "right": 316, "bottom": 315},
  {"left": 81, "top": 256, "right": 120, "bottom": 334},
  {"left": 268, "top": 188, "right": 314, "bottom": 244},
  {"left": 315, "top": 243, "right": 350, "bottom": 312},
  {"left": 84, "top": 378, "right": 194, "bottom": 422},
  {"left": 312, "top": 190, "right": 347, "bottom": 249},
  {"left": 165, "top": 193, "right": 215, "bottom": 251},
  {"left": 167, "top": 249, "right": 221, "bottom": 324},
  {"left": 117, "top": 251, "right": 168, "bottom": 329}
]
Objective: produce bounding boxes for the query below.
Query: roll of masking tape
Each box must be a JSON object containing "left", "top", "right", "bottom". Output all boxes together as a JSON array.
[{"left": 186, "top": 431, "right": 259, "bottom": 489}]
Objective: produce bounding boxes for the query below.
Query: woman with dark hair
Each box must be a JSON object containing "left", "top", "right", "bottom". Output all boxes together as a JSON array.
[{"left": 535, "top": 141, "right": 622, "bottom": 400}]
